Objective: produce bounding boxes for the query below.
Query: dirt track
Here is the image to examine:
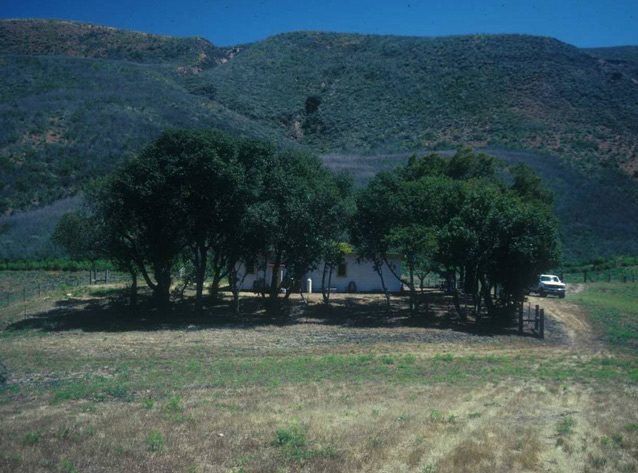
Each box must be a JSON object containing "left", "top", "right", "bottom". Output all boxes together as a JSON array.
[{"left": 528, "top": 283, "right": 605, "bottom": 353}]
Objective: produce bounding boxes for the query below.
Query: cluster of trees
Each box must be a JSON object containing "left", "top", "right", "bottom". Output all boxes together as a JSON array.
[
  {"left": 352, "top": 149, "right": 561, "bottom": 320},
  {"left": 53, "top": 129, "right": 353, "bottom": 311},
  {"left": 53, "top": 129, "right": 561, "bottom": 322}
]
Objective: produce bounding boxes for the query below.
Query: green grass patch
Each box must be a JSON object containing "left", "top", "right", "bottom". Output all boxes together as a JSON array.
[
  {"left": 557, "top": 416, "right": 575, "bottom": 436},
  {"left": 569, "top": 282, "right": 638, "bottom": 350},
  {"left": 273, "top": 420, "right": 339, "bottom": 463},
  {"left": 23, "top": 430, "right": 42, "bottom": 444},
  {"left": 53, "top": 376, "right": 130, "bottom": 403},
  {"left": 60, "top": 459, "right": 79, "bottom": 473},
  {"left": 9, "top": 351, "right": 638, "bottom": 405},
  {"left": 145, "top": 429, "right": 165, "bottom": 452}
]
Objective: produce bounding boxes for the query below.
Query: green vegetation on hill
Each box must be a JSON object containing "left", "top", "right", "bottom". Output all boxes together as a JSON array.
[
  {"left": 0, "top": 196, "right": 81, "bottom": 260},
  {"left": 583, "top": 46, "right": 638, "bottom": 90},
  {"left": 584, "top": 46, "right": 638, "bottom": 62},
  {"left": 0, "top": 54, "right": 282, "bottom": 211},
  {"left": 201, "top": 32, "right": 638, "bottom": 170},
  {"left": 0, "top": 19, "right": 225, "bottom": 68}
]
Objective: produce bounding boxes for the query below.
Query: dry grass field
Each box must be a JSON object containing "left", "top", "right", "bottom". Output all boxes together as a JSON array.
[{"left": 1, "top": 277, "right": 637, "bottom": 473}]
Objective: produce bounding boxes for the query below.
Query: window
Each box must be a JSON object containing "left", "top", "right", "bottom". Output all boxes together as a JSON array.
[
  {"left": 337, "top": 263, "right": 347, "bottom": 277},
  {"left": 246, "top": 263, "right": 255, "bottom": 275}
]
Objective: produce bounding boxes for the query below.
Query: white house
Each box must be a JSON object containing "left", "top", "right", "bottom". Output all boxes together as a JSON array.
[{"left": 237, "top": 252, "right": 403, "bottom": 294}]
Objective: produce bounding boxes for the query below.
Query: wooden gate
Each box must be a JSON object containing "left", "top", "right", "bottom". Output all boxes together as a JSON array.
[{"left": 518, "top": 303, "right": 545, "bottom": 338}]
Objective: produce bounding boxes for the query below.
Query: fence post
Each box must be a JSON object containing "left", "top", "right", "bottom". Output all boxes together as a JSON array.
[
  {"left": 38, "top": 284, "right": 41, "bottom": 297},
  {"left": 535, "top": 305, "right": 540, "bottom": 332},
  {"left": 89, "top": 270, "right": 93, "bottom": 285},
  {"left": 540, "top": 309, "right": 545, "bottom": 339},
  {"left": 518, "top": 303, "right": 523, "bottom": 334}
]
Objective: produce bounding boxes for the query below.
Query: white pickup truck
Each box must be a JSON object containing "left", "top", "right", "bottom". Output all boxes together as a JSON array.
[{"left": 529, "top": 274, "right": 566, "bottom": 298}]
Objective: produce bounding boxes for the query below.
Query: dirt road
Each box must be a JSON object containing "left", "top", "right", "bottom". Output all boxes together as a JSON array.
[{"left": 528, "top": 283, "right": 605, "bottom": 353}]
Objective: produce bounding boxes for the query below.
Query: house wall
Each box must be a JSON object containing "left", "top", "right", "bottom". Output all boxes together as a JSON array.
[
  {"left": 237, "top": 254, "right": 402, "bottom": 293},
  {"left": 236, "top": 264, "right": 283, "bottom": 293},
  {"left": 304, "top": 254, "right": 402, "bottom": 293}
]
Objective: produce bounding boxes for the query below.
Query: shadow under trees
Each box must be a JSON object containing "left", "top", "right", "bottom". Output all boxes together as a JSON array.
[{"left": 4, "top": 286, "right": 535, "bottom": 338}]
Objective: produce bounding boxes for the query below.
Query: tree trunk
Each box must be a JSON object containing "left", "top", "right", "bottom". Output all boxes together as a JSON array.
[
  {"left": 228, "top": 263, "right": 240, "bottom": 313},
  {"left": 194, "top": 244, "right": 207, "bottom": 313},
  {"left": 269, "top": 251, "right": 282, "bottom": 299},
  {"left": 322, "top": 262, "right": 334, "bottom": 305},
  {"left": 284, "top": 270, "right": 297, "bottom": 300},
  {"left": 465, "top": 265, "right": 478, "bottom": 295},
  {"left": 129, "top": 268, "right": 138, "bottom": 307},
  {"left": 479, "top": 274, "right": 495, "bottom": 317},
  {"left": 462, "top": 265, "right": 469, "bottom": 293},
  {"left": 153, "top": 263, "right": 172, "bottom": 308},
  {"left": 408, "top": 262, "right": 415, "bottom": 312},
  {"left": 326, "top": 265, "right": 334, "bottom": 304},
  {"left": 374, "top": 260, "right": 390, "bottom": 311},
  {"left": 452, "top": 288, "right": 466, "bottom": 322},
  {"left": 208, "top": 251, "right": 228, "bottom": 302},
  {"left": 134, "top": 254, "right": 157, "bottom": 293},
  {"left": 210, "top": 268, "right": 221, "bottom": 301}
]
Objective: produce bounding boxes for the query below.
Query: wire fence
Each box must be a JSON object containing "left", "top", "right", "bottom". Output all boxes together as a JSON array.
[
  {"left": 0, "top": 270, "right": 130, "bottom": 309},
  {"left": 562, "top": 269, "right": 637, "bottom": 284}
]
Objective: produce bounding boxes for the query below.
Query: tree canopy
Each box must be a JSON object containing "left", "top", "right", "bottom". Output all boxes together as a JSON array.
[{"left": 352, "top": 147, "right": 561, "bottom": 320}]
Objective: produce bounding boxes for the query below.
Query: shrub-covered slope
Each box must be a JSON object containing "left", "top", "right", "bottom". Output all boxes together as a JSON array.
[
  {"left": 0, "top": 55, "right": 280, "bottom": 211},
  {"left": 584, "top": 46, "right": 638, "bottom": 62},
  {"left": 202, "top": 32, "right": 638, "bottom": 171},
  {"left": 0, "top": 19, "right": 226, "bottom": 69}
]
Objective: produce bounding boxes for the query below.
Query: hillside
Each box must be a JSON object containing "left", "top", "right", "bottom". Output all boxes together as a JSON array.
[
  {"left": 0, "top": 19, "right": 227, "bottom": 69},
  {"left": 0, "top": 20, "right": 284, "bottom": 211},
  {"left": 584, "top": 46, "right": 638, "bottom": 62},
  {"left": 199, "top": 32, "right": 638, "bottom": 171},
  {"left": 1, "top": 20, "right": 638, "bottom": 262}
]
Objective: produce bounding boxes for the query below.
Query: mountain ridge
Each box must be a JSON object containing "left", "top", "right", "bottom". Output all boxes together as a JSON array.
[{"left": 0, "top": 18, "right": 230, "bottom": 70}]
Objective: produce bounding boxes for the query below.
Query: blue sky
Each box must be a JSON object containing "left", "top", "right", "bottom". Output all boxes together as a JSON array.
[{"left": 2, "top": 0, "right": 637, "bottom": 47}]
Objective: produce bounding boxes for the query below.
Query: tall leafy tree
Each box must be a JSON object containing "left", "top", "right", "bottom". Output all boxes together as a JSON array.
[
  {"left": 52, "top": 207, "right": 143, "bottom": 306},
  {"left": 247, "top": 148, "right": 352, "bottom": 302},
  {"left": 161, "top": 130, "right": 241, "bottom": 312},
  {"left": 51, "top": 211, "right": 100, "bottom": 262},
  {"left": 88, "top": 131, "right": 200, "bottom": 307}
]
